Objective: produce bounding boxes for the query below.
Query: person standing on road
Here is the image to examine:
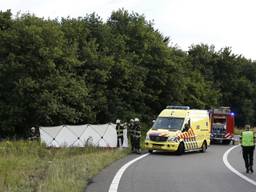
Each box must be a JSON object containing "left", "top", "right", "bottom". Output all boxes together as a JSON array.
[
  {"left": 133, "top": 118, "right": 141, "bottom": 154},
  {"left": 241, "top": 124, "right": 255, "bottom": 173},
  {"left": 116, "top": 119, "right": 124, "bottom": 147},
  {"left": 128, "top": 119, "right": 135, "bottom": 152}
]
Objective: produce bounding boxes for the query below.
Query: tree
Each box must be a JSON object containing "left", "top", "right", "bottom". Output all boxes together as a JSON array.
[
  {"left": 0, "top": 13, "right": 91, "bottom": 137},
  {"left": 1, "top": 10, "right": 256, "bottom": 137}
]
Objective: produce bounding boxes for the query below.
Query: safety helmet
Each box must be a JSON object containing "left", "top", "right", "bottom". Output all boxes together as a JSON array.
[
  {"left": 31, "top": 127, "right": 35, "bottom": 132},
  {"left": 134, "top": 118, "right": 139, "bottom": 122},
  {"left": 130, "top": 119, "right": 134, "bottom": 122},
  {"left": 245, "top": 124, "right": 250, "bottom": 130},
  {"left": 116, "top": 119, "right": 121, "bottom": 124}
]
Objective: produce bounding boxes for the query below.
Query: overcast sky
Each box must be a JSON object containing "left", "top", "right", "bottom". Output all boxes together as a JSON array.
[{"left": 1, "top": 0, "right": 256, "bottom": 60}]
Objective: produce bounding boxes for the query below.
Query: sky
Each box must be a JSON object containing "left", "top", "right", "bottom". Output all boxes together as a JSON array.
[{"left": 1, "top": 0, "right": 256, "bottom": 60}]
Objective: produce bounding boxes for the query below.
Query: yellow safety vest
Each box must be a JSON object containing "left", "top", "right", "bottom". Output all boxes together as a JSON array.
[
  {"left": 241, "top": 131, "right": 255, "bottom": 147},
  {"left": 116, "top": 125, "right": 123, "bottom": 137}
]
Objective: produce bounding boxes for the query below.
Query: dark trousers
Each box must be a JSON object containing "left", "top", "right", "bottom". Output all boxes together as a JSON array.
[
  {"left": 242, "top": 146, "right": 255, "bottom": 169},
  {"left": 117, "top": 136, "right": 123, "bottom": 147},
  {"left": 130, "top": 136, "right": 134, "bottom": 150},
  {"left": 134, "top": 137, "right": 141, "bottom": 150}
]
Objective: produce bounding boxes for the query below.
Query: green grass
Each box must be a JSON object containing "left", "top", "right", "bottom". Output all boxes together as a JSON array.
[{"left": 0, "top": 140, "right": 129, "bottom": 192}]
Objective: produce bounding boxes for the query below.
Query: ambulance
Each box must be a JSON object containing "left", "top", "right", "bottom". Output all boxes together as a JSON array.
[{"left": 144, "top": 106, "right": 210, "bottom": 154}]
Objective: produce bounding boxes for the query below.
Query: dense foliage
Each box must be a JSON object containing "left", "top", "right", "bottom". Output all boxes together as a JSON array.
[{"left": 0, "top": 9, "right": 255, "bottom": 137}]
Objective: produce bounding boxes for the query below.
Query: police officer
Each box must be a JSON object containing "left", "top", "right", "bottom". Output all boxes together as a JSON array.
[
  {"left": 128, "top": 119, "right": 135, "bottom": 152},
  {"left": 133, "top": 118, "right": 141, "bottom": 154},
  {"left": 241, "top": 124, "right": 255, "bottom": 173},
  {"left": 116, "top": 119, "right": 124, "bottom": 147}
]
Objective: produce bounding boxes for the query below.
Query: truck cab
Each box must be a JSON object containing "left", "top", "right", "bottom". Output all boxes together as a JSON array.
[{"left": 209, "top": 107, "right": 235, "bottom": 144}]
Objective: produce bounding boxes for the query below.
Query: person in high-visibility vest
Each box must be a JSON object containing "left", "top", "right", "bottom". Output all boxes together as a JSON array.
[
  {"left": 241, "top": 124, "right": 255, "bottom": 173},
  {"left": 116, "top": 119, "right": 124, "bottom": 147}
]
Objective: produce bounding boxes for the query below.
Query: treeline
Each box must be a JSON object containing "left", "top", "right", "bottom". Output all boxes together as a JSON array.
[{"left": 0, "top": 9, "right": 255, "bottom": 137}]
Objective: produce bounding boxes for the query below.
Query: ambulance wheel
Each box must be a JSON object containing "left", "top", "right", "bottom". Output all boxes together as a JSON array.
[
  {"left": 148, "top": 150, "right": 153, "bottom": 154},
  {"left": 201, "top": 141, "right": 207, "bottom": 153},
  {"left": 177, "top": 142, "right": 185, "bottom": 155},
  {"left": 222, "top": 140, "right": 231, "bottom": 145}
]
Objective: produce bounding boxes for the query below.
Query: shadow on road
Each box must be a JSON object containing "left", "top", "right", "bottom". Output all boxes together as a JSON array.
[{"left": 148, "top": 151, "right": 200, "bottom": 156}]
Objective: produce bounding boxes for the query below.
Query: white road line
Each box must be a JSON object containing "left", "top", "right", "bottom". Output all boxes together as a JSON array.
[
  {"left": 108, "top": 153, "right": 149, "bottom": 192},
  {"left": 223, "top": 145, "right": 256, "bottom": 186}
]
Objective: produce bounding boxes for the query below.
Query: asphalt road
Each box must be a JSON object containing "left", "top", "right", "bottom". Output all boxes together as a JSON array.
[{"left": 86, "top": 145, "right": 256, "bottom": 192}]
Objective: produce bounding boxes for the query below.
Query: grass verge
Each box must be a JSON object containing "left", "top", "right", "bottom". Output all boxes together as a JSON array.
[{"left": 0, "top": 140, "right": 129, "bottom": 192}]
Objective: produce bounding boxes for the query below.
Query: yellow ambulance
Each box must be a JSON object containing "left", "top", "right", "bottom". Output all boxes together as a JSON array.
[{"left": 144, "top": 106, "right": 210, "bottom": 154}]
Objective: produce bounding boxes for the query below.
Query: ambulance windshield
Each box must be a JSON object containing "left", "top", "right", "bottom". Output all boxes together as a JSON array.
[{"left": 152, "top": 117, "right": 184, "bottom": 131}]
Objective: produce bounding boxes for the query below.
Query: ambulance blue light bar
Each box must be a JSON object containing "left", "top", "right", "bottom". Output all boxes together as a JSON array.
[{"left": 166, "top": 106, "right": 190, "bottom": 110}]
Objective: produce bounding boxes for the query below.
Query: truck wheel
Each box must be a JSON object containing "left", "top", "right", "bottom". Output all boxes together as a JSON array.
[
  {"left": 177, "top": 142, "right": 185, "bottom": 155},
  {"left": 148, "top": 150, "right": 153, "bottom": 154},
  {"left": 200, "top": 141, "right": 207, "bottom": 153}
]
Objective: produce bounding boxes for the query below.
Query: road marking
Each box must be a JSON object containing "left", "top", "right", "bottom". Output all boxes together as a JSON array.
[
  {"left": 223, "top": 145, "right": 256, "bottom": 186},
  {"left": 108, "top": 153, "right": 149, "bottom": 192}
]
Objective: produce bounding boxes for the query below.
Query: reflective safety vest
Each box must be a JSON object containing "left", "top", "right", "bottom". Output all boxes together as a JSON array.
[
  {"left": 133, "top": 125, "right": 141, "bottom": 139},
  {"left": 128, "top": 125, "right": 134, "bottom": 136},
  {"left": 241, "top": 131, "right": 255, "bottom": 147},
  {"left": 116, "top": 125, "right": 123, "bottom": 137}
]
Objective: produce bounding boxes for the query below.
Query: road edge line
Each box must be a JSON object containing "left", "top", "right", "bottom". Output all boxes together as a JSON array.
[
  {"left": 223, "top": 145, "right": 256, "bottom": 186},
  {"left": 108, "top": 153, "right": 149, "bottom": 192}
]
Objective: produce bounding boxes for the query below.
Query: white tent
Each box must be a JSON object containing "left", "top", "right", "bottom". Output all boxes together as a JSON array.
[{"left": 39, "top": 123, "right": 128, "bottom": 148}]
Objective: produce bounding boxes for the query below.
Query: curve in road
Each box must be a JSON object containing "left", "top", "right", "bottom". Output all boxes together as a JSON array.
[
  {"left": 117, "top": 146, "right": 255, "bottom": 192},
  {"left": 223, "top": 145, "right": 256, "bottom": 186},
  {"left": 108, "top": 153, "right": 149, "bottom": 192},
  {"left": 86, "top": 145, "right": 256, "bottom": 192}
]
